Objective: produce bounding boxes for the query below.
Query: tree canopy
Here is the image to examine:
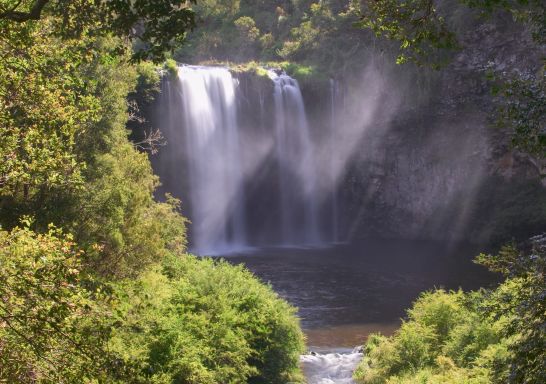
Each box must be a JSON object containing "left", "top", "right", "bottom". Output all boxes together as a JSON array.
[{"left": 0, "top": 0, "right": 196, "bottom": 61}]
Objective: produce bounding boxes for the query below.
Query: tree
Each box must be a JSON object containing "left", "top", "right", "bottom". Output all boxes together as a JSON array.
[
  {"left": 234, "top": 16, "right": 261, "bottom": 58},
  {"left": 0, "top": 19, "right": 188, "bottom": 278},
  {"left": 0, "top": 21, "right": 94, "bottom": 219},
  {"left": 0, "top": 0, "right": 196, "bottom": 61}
]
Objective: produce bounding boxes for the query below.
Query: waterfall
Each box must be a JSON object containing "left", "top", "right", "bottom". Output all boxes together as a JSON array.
[
  {"left": 176, "top": 66, "right": 246, "bottom": 255},
  {"left": 269, "top": 70, "right": 320, "bottom": 245},
  {"left": 158, "top": 65, "right": 327, "bottom": 254}
]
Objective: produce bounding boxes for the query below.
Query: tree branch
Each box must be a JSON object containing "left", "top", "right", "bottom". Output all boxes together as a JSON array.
[{"left": 0, "top": 0, "right": 50, "bottom": 22}]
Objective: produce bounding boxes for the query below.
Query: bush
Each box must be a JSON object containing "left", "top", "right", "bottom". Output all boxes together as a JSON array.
[
  {"left": 354, "top": 290, "right": 505, "bottom": 383},
  {"left": 356, "top": 321, "right": 436, "bottom": 382},
  {"left": 355, "top": 236, "right": 546, "bottom": 384},
  {"left": 111, "top": 255, "right": 305, "bottom": 384},
  {"left": 407, "top": 290, "right": 467, "bottom": 349},
  {"left": 476, "top": 237, "right": 546, "bottom": 383},
  {"left": 164, "top": 58, "right": 179, "bottom": 78},
  {"left": 442, "top": 311, "right": 501, "bottom": 366},
  {"left": 73, "top": 144, "right": 187, "bottom": 278}
]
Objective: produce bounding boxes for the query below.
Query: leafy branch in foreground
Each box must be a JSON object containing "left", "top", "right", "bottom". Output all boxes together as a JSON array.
[
  {"left": 0, "top": 0, "right": 197, "bottom": 61},
  {"left": 476, "top": 235, "right": 546, "bottom": 383},
  {"left": 0, "top": 225, "right": 126, "bottom": 383},
  {"left": 353, "top": 0, "right": 458, "bottom": 67}
]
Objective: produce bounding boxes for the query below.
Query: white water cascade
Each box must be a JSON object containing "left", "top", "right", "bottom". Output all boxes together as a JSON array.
[
  {"left": 301, "top": 348, "right": 363, "bottom": 384},
  {"left": 176, "top": 66, "right": 247, "bottom": 254}
]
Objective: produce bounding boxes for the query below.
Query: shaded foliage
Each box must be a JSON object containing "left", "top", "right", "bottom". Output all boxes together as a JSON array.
[
  {"left": 476, "top": 235, "right": 546, "bottom": 383},
  {"left": 353, "top": 0, "right": 458, "bottom": 67},
  {"left": 492, "top": 71, "right": 546, "bottom": 159}
]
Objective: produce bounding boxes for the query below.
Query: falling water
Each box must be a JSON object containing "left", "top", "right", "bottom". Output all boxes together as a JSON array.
[
  {"left": 269, "top": 70, "right": 320, "bottom": 245},
  {"left": 176, "top": 66, "right": 246, "bottom": 255}
]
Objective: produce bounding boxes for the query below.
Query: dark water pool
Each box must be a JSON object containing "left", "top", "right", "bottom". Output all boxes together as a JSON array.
[{"left": 218, "top": 239, "right": 497, "bottom": 348}]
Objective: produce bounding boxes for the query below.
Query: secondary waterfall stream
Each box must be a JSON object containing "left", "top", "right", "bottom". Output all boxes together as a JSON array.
[{"left": 269, "top": 70, "right": 320, "bottom": 245}]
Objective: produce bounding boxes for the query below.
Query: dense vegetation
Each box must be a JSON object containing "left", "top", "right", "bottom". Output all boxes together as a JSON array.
[
  {"left": 111, "top": 256, "right": 303, "bottom": 384},
  {"left": 0, "top": 1, "right": 304, "bottom": 383},
  {"left": 174, "top": 0, "right": 369, "bottom": 72}
]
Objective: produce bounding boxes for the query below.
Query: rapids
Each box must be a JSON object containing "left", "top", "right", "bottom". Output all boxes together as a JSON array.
[{"left": 301, "top": 347, "right": 363, "bottom": 384}]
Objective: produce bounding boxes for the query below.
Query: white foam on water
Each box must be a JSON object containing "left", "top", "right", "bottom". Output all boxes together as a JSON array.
[{"left": 301, "top": 347, "right": 363, "bottom": 384}]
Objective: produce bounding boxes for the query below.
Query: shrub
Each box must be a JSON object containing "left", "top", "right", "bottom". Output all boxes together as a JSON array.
[
  {"left": 354, "top": 290, "right": 504, "bottom": 383},
  {"left": 442, "top": 312, "right": 501, "bottom": 366},
  {"left": 164, "top": 58, "right": 179, "bottom": 78},
  {"left": 111, "top": 255, "right": 305, "bottom": 384},
  {"left": 357, "top": 322, "right": 436, "bottom": 382},
  {"left": 407, "top": 290, "right": 467, "bottom": 349},
  {"left": 476, "top": 236, "right": 546, "bottom": 383}
]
